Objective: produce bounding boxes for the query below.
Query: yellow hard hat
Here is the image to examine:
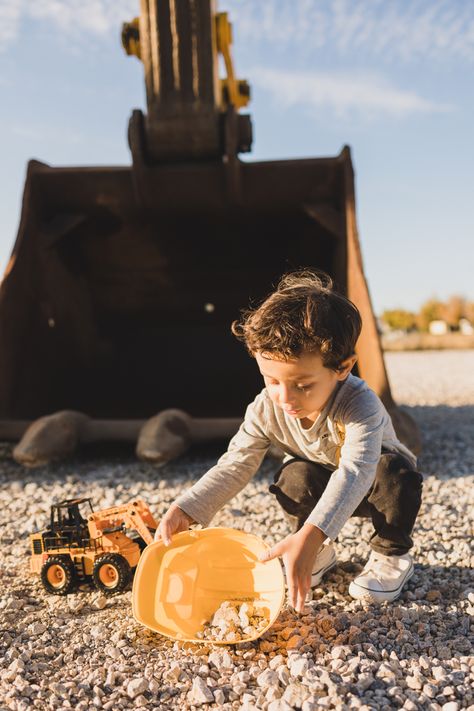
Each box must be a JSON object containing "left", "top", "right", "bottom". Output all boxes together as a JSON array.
[{"left": 132, "top": 527, "right": 285, "bottom": 644}]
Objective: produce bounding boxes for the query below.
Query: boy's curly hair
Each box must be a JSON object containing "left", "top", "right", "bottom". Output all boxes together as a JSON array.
[{"left": 231, "top": 269, "right": 362, "bottom": 372}]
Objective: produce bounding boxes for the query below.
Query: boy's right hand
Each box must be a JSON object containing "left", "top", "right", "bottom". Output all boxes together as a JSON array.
[{"left": 154, "top": 503, "right": 196, "bottom": 545}]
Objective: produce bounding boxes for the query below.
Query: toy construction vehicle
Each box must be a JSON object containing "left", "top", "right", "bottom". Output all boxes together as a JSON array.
[{"left": 29, "top": 498, "right": 157, "bottom": 596}]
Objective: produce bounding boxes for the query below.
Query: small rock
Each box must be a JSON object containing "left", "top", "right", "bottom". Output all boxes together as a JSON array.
[
  {"left": 105, "top": 646, "right": 122, "bottom": 660},
  {"left": 282, "top": 683, "right": 309, "bottom": 707},
  {"left": 289, "top": 657, "right": 309, "bottom": 677},
  {"left": 28, "top": 623, "right": 47, "bottom": 635},
  {"left": 213, "top": 689, "right": 225, "bottom": 705},
  {"left": 378, "top": 662, "right": 397, "bottom": 679},
  {"left": 190, "top": 677, "right": 214, "bottom": 704},
  {"left": 432, "top": 666, "right": 447, "bottom": 681},
  {"left": 269, "top": 655, "right": 285, "bottom": 670},
  {"left": 287, "top": 635, "right": 303, "bottom": 650},
  {"left": 419, "top": 655, "right": 430, "bottom": 670},
  {"left": 330, "top": 645, "right": 348, "bottom": 660},
  {"left": 126, "top": 677, "right": 148, "bottom": 699},
  {"left": 280, "top": 627, "right": 298, "bottom": 641},
  {"left": 91, "top": 594, "right": 107, "bottom": 610},
  {"left": 268, "top": 700, "right": 293, "bottom": 711},
  {"left": 8, "top": 659, "right": 25, "bottom": 674},
  {"left": 442, "top": 686, "right": 455, "bottom": 697},
  {"left": 105, "top": 671, "right": 116, "bottom": 687},
  {"left": 266, "top": 687, "right": 282, "bottom": 702},
  {"left": 90, "top": 625, "right": 107, "bottom": 640},
  {"left": 67, "top": 597, "right": 85, "bottom": 612},
  {"left": 257, "top": 669, "right": 279, "bottom": 689},
  {"left": 277, "top": 665, "right": 290, "bottom": 685},
  {"left": 5, "top": 599, "right": 22, "bottom": 611},
  {"left": 164, "top": 663, "right": 182, "bottom": 682},
  {"left": 208, "top": 650, "right": 234, "bottom": 670},
  {"left": 236, "top": 671, "right": 250, "bottom": 683},
  {"left": 356, "top": 673, "right": 374, "bottom": 692},
  {"left": 438, "top": 647, "right": 452, "bottom": 660},
  {"left": 302, "top": 701, "right": 320, "bottom": 711},
  {"left": 423, "top": 683, "right": 438, "bottom": 698}
]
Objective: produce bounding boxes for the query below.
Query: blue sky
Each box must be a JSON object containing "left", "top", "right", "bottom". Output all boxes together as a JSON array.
[{"left": 1, "top": 0, "right": 473, "bottom": 314}]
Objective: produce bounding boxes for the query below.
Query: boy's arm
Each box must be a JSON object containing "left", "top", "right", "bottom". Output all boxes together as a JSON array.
[
  {"left": 174, "top": 392, "right": 271, "bottom": 527},
  {"left": 305, "top": 391, "right": 386, "bottom": 540}
]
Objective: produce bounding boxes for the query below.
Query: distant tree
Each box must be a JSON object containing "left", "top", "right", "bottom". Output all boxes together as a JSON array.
[
  {"left": 440, "top": 295, "right": 465, "bottom": 329},
  {"left": 462, "top": 301, "right": 474, "bottom": 324},
  {"left": 381, "top": 309, "right": 417, "bottom": 332},
  {"left": 417, "top": 299, "right": 443, "bottom": 332}
]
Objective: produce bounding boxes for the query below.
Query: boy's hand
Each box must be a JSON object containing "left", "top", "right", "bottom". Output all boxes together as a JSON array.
[
  {"left": 154, "top": 503, "right": 196, "bottom": 545},
  {"left": 259, "top": 524, "right": 326, "bottom": 613}
]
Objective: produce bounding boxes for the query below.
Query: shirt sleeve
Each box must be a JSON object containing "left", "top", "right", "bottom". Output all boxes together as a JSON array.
[
  {"left": 174, "top": 391, "right": 271, "bottom": 527},
  {"left": 304, "top": 389, "right": 385, "bottom": 541}
]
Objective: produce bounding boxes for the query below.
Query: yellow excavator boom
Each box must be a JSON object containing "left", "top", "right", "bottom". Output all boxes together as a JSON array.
[{"left": 87, "top": 500, "right": 157, "bottom": 546}]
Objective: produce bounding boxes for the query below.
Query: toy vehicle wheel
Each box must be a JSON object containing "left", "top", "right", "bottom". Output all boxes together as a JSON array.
[
  {"left": 92, "top": 554, "right": 131, "bottom": 595},
  {"left": 41, "top": 556, "right": 77, "bottom": 595}
]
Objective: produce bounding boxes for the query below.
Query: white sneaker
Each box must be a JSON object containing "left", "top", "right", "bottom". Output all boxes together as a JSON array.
[
  {"left": 348, "top": 551, "right": 414, "bottom": 603},
  {"left": 282, "top": 540, "right": 337, "bottom": 589}
]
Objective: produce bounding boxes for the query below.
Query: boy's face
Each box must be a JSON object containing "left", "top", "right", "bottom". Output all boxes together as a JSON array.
[{"left": 255, "top": 350, "right": 357, "bottom": 425}]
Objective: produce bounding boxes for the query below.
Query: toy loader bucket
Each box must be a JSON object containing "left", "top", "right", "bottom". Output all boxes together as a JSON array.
[
  {"left": 132, "top": 527, "right": 285, "bottom": 643},
  {"left": 0, "top": 0, "right": 420, "bottom": 455}
]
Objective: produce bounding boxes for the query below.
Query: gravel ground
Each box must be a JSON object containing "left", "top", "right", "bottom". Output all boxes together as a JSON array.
[{"left": 1, "top": 350, "right": 473, "bottom": 711}]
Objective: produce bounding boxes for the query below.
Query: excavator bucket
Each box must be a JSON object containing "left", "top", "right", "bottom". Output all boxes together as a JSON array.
[{"left": 0, "top": 0, "right": 420, "bottom": 456}]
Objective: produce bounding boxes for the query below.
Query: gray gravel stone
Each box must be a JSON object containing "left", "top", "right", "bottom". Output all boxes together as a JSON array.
[
  {"left": 190, "top": 676, "right": 215, "bottom": 703},
  {"left": 256, "top": 669, "right": 279, "bottom": 688},
  {"left": 126, "top": 677, "right": 148, "bottom": 698},
  {"left": 1, "top": 350, "right": 473, "bottom": 710}
]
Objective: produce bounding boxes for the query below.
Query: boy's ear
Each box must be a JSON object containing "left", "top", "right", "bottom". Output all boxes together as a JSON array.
[{"left": 336, "top": 355, "right": 358, "bottom": 378}]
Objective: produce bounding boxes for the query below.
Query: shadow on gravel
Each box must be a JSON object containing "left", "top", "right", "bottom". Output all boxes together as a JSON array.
[
  {"left": 334, "top": 561, "right": 473, "bottom": 603},
  {"left": 401, "top": 404, "right": 474, "bottom": 477},
  {"left": 1, "top": 404, "right": 473, "bottom": 482},
  {"left": 0, "top": 405, "right": 474, "bottom": 482},
  {"left": 0, "top": 440, "right": 232, "bottom": 484}
]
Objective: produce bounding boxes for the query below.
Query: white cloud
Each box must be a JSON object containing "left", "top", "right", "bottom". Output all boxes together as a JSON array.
[
  {"left": 0, "top": 0, "right": 23, "bottom": 46},
  {"left": 252, "top": 66, "right": 454, "bottom": 119},
  {"left": 227, "top": 0, "right": 474, "bottom": 64},
  {"left": 0, "top": 0, "right": 137, "bottom": 49},
  {"left": 1, "top": 0, "right": 474, "bottom": 67},
  {"left": 27, "top": 0, "right": 138, "bottom": 36}
]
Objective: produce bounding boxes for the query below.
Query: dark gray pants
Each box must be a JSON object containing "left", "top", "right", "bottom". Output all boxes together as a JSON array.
[{"left": 269, "top": 451, "right": 423, "bottom": 556}]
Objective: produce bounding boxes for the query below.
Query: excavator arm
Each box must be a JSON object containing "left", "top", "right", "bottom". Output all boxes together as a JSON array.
[
  {"left": 87, "top": 500, "right": 157, "bottom": 546},
  {"left": 0, "top": 0, "right": 421, "bottom": 460}
]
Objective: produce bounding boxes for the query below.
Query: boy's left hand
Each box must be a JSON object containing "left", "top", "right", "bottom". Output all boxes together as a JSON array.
[{"left": 259, "top": 524, "right": 326, "bottom": 613}]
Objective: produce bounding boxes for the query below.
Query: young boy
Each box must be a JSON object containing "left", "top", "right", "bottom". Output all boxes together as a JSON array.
[{"left": 155, "top": 270, "right": 422, "bottom": 612}]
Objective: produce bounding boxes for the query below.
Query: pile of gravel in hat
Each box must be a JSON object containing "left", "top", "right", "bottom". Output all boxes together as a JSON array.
[{"left": 1, "top": 350, "right": 473, "bottom": 711}]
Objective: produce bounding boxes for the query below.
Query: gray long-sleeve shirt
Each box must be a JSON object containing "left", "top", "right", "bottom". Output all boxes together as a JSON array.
[{"left": 175, "top": 373, "right": 417, "bottom": 541}]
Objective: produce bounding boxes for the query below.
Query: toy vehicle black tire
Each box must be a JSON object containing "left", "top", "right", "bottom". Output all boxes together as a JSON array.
[
  {"left": 41, "top": 556, "right": 77, "bottom": 595},
  {"left": 92, "top": 554, "right": 131, "bottom": 595}
]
